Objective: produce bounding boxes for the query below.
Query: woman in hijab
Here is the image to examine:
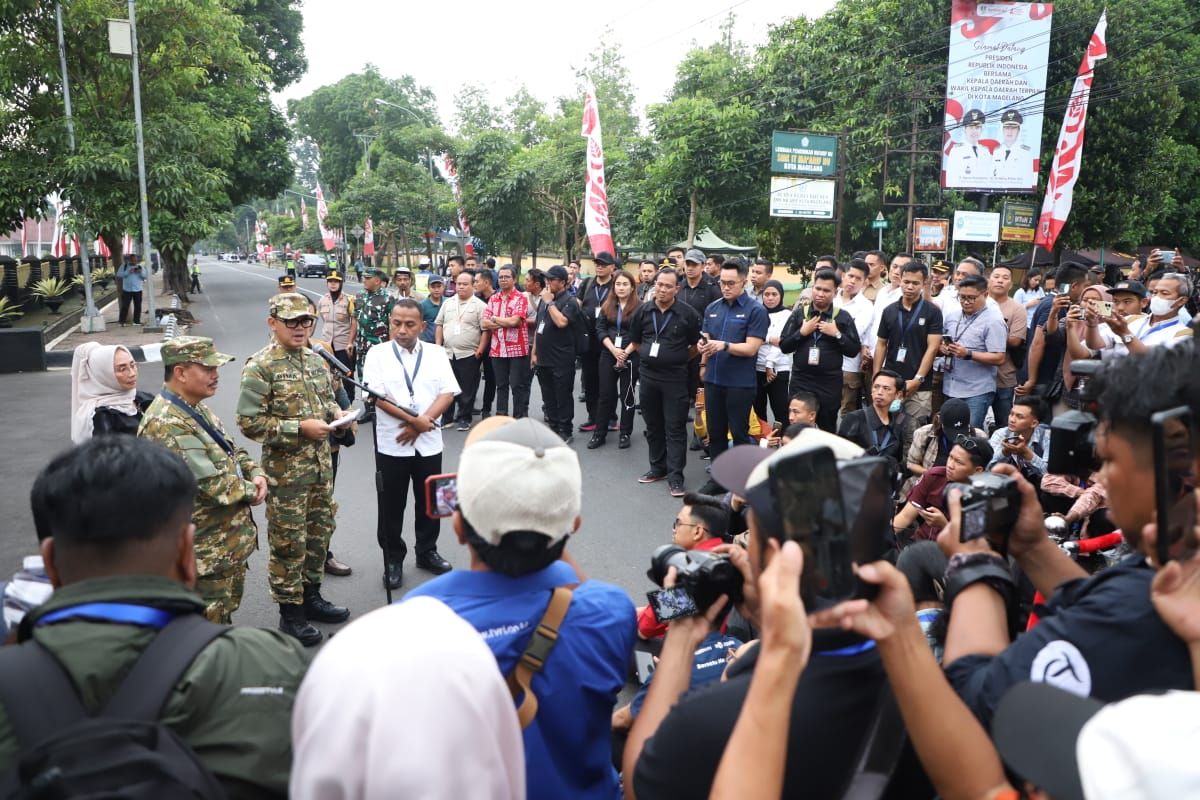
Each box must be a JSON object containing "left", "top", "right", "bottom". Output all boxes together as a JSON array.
[
  {"left": 291, "top": 596, "right": 525, "bottom": 800},
  {"left": 754, "top": 279, "right": 792, "bottom": 429},
  {"left": 70, "top": 342, "right": 153, "bottom": 443}
]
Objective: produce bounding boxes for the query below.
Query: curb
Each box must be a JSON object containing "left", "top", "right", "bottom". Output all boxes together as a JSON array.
[{"left": 45, "top": 342, "right": 163, "bottom": 368}]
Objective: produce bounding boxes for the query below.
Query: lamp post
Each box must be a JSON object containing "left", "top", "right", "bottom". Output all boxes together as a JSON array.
[{"left": 373, "top": 98, "right": 438, "bottom": 265}]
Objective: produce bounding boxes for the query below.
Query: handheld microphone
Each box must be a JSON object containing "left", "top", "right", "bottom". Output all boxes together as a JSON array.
[{"left": 312, "top": 343, "right": 352, "bottom": 375}]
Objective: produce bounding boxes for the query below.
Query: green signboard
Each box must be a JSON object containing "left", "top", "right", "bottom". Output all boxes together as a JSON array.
[
  {"left": 771, "top": 131, "right": 838, "bottom": 177},
  {"left": 1001, "top": 200, "right": 1038, "bottom": 243}
]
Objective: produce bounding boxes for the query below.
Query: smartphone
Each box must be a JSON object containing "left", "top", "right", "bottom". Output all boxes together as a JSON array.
[
  {"left": 769, "top": 444, "right": 855, "bottom": 601},
  {"left": 633, "top": 650, "right": 656, "bottom": 685},
  {"left": 1094, "top": 300, "right": 1114, "bottom": 318},
  {"left": 1151, "top": 407, "right": 1196, "bottom": 566},
  {"left": 909, "top": 501, "right": 926, "bottom": 512},
  {"left": 647, "top": 586, "right": 699, "bottom": 622},
  {"left": 1059, "top": 285, "right": 1073, "bottom": 296},
  {"left": 1161, "top": 250, "right": 1177, "bottom": 266},
  {"left": 423, "top": 473, "right": 459, "bottom": 519},
  {"left": 1005, "top": 434, "right": 1023, "bottom": 445}
]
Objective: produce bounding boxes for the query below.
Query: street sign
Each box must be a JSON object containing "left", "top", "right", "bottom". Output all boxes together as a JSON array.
[
  {"left": 768, "top": 177, "right": 837, "bottom": 220},
  {"left": 1000, "top": 200, "right": 1038, "bottom": 243},
  {"left": 871, "top": 212, "right": 889, "bottom": 230},
  {"left": 913, "top": 219, "right": 950, "bottom": 252},
  {"left": 953, "top": 210, "right": 1001, "bottom": 243},
  {"left": 770, "top": 131, "right": 838, "bottom": 177}
]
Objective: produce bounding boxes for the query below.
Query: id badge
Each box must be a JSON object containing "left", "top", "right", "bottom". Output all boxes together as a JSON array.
[
  {"left": 896, "top": 346, "right": 908, "bottom": 362},
  {"left": 595, "top": 307, "right": 602, "bottom": 319},
  {"left": 807, "top": 347, "right": 820, "bottom": 366},
  {"left": 537, "top": 321, "right": 545, "bottom": 334},
  {"left": 649, "top": 342, "right": 661, "bottom": 358},
  {"left": 614, "top": 335, "right": 623, "bottom": 348},
  {"left": 452, "top": 323, "right": 462, "bottom": 336}
]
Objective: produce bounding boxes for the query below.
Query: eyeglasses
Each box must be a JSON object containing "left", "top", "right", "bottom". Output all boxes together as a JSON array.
[
  {"left": 273, "top": 316, "right": 315, "bottom": 329},
  {"left": 954, "top": 434, "right": 981, "bottom": 452},
  {"left": 672, "top": 519, "right": 704, "bottom": 533},
  {"left": 957, "top": 293, "right": 981, "bottom": 303},
  {"left": 718, "top": 280, "right": 740, "bottom": 288}
]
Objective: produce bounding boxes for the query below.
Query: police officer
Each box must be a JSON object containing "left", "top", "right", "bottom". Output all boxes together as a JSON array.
[
  {"left": 352, "top": 266, "right": 394, "bottom": 384},
  {"left": 237, "top": 293, "right": 350, "bottom": 646},
  {"left": 277, "top": 274, "right": 296, "bottom": 293},
  {"left": 946, "top": 108, "right": 988, "bottom": 186},
  {"left": 138, "top": 336, "right": 266, "bottom": 623},
  {"left": 285, "top": 253, "right": 296, "bottom": 279},
  {"left": 317, "top": 270, "right": 356, "bottom": 399},
  {"left": 993, "top": 109, "right": 1031, "bottom": 184}
]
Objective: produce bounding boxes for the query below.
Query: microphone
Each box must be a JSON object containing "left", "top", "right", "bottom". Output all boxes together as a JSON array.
[{"left": 312, "top": 343, "right": 352, "bottom": 375}]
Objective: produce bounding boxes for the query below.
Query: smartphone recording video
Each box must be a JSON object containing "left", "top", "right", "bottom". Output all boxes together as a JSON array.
[
  {"left": 1152, "top": 407, "right": 1196, "bottom": 566},
  {"left": 647, "top": 587, "right": 699, "bottom": 622},
  {"left": 424, "top": 473, "right": 459, "bottom": 519}
]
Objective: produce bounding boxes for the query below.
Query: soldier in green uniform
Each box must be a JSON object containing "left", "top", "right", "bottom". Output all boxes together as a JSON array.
[
  {"left": 351, "top": 266, "right": 394, "bottom": 380},
  {"left": 237, "top": 293, "right": 350, "bottom": 646},
  {"left": 138, "top": 336, "right": 267, "bottom": 624}
]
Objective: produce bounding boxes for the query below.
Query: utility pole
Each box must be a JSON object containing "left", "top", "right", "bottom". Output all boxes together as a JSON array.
[
  {"left": 127, "top": 0, "right": 159, "bottom": 331},
  {"left": 353, "top": 131, "right": 378, "bottom": 173},
  {"left": 882, "top": 79, "right": 943, "bottom": 254}
]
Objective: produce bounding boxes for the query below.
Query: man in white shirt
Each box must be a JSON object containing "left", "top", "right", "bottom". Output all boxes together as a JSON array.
[
  {"left": 837, "top": 259, "right": 875, "bottom": 416},
  {"left": 436, "top": 272, "right": 489, "bottom": 430},
  {"left": 362, "top": 300, "right": 460, "bottom": 590}
]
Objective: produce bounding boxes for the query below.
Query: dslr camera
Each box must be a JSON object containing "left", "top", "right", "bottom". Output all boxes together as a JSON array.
[
  {"left": 945, "top": 472, "right": 1020, "bottom": 542},
  {"left": 647, "top": 545, "right": 743, "bottom": 614},
  {"left": 1048, "top": 359, "right": 1101, "bottom": 477}
]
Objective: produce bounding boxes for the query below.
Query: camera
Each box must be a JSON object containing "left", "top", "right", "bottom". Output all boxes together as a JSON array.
[
  {"left": 945, "top": 472, "right": 1020, "bottom": 542},
  {"left": 647, "top": 544, "right": 743, "bottom": 613},
  {"left": 1048, "top": 359, "right": 1102, "bottom": 476}
]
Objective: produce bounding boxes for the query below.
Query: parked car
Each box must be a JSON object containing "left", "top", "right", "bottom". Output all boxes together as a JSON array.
[{"left": 300, "top": 254, "right": 329, "bottom": 277}]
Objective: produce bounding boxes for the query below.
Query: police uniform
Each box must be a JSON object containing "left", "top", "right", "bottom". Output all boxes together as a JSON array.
[
  {"left": 138, "top": 337, "right": 260, "bottom": 624},
  {"left": 237, "top": 293, "right": 346, "bottom": 645},
  {"left": 992, "top": 109, "right": 1031, "bottom": 184},
  {"left": 353, "top": 268, "right": 395, "bottom": 378},
  {"left": 945, "top": 108, "right": 988, "bottom": 186}
]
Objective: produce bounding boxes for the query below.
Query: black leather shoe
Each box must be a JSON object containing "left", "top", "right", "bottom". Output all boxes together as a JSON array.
[
  {"left": 416, "top": 550, "right": 452, "bottom": 575},
  {"left": 383, "top": 561, "right": 404, "bottom": 590},
  {"left": 303, "top": 585, "right": 350, "bottom": 623},
  {"left": 587, "top": 435, "right": 606, "bottom": 449},
  {"left": 618, "top": 434, "right": 631, "bottom": 449},
  {"left": 278, "top": 603, "right": 322, "bottom": 647}
]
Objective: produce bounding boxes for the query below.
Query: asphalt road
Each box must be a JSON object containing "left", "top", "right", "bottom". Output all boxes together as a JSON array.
[{"left": 0, "top": 257, "right": 714, "bottom": 635}]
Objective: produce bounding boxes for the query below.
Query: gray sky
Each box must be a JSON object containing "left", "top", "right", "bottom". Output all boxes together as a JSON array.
[{"left": 277, "top": 0, "right": 838, "bottom": 127}]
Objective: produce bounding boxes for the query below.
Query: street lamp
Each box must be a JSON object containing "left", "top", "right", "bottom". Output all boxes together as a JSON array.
[{"left": 373, "top": 98, "right": 438, "bottom": 265}]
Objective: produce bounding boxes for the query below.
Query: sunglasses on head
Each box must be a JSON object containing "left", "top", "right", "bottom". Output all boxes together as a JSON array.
[{"left": 955, "top": 434, "right": 981, "bottom": 452}]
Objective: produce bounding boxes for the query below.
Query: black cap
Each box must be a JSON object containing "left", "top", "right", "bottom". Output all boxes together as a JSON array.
[
  {"left": 546, "top": 265, "right": 569, "bottom": 282},
  {"left": 593, "top": 251, "right": 617, "bottom": 266},
  {"left": 939, "top": 398, "right": 971, "bottom": 436},
  {"left": 1000, "top": 109, "right": 1023, "bottom": 126},
  {"left": 963, "top": 108, "right": 986, "bottom": 125},
  {"left": 1111, "top": 279, "right": 1147, "bottom": 298}
]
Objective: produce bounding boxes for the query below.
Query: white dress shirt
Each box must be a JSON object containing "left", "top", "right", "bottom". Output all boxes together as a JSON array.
[
  {"left": 362, "top": 340, "right": 460, "bottom": 457},
  {"left": 839, "top": 291, "right": 875, "bottom": 372}
]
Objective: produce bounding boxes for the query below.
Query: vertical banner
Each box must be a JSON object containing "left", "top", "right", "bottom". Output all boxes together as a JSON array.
[
  {"left": 942, "top": 1, "right": 1054, "bottom": 193},
  {"left": 19, "top": 220, "right": 27, "bottom": 257},
  {"left": 94, "top": 237, "right": 111, "bottom": 258},
  {"left": 581, "top": 78, "right": 616, "bottom": 258},
  {"left": 315, "top": 185, "right": 335, "bottom": 252},
  {"left": 1035, "top": 11, "right": 1108, "bottom": 251},
  {"left": 300, "top": 197, "right": 310, "bottom": 230},
  {"left": 51, "top": 199, "right": 66, "bottom": 258},
  {"left": 437, "top": 154, "right": 474, "bottom": 256},
  {"left": 363, "top": 218, "right": 375, "bottom": 257},
  {"left": 122, "top": 232, "right": 135, "bottom": 255}
]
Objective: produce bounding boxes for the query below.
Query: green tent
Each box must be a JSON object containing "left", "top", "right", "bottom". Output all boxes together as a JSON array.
[{"left": 671, "top": 227, "right": 756, "bottom": 256}]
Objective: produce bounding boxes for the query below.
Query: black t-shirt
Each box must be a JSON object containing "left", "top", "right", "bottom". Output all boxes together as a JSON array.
[
  {"left": 779, "top": 305, "right": 862, "bottom": 386},
  {"left": 579, "top": 277, "right": 616, "bottom": 335},
  {"left": 633, "top": 631, "right": 927, "bottom": 799},
  {"left": 678, "top": 276, "right": 721, "bottom": 318},
  {"left": 837, "top": 407, "right": 904, "bottom": 465},
  {"left": 534, "top": 291, "right": 583, "bottom": 369},
  {"left": 877, "top": 299, "right": 943, "bottom": 389},
  {"left": 628, "top": 300, "right": 702, "bottom": 382}
]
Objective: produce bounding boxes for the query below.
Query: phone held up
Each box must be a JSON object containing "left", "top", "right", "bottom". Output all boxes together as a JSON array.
[
  {"left": 424, "top": 473, "right": 458, "bottom": 519},
  {"left": 1152, "top": 406, "right": 1196, "bottom": 567}
]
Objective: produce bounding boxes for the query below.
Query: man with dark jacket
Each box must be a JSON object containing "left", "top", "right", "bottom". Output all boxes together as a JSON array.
[
  {"left": 781, "top": 268, "right": 862, "bottom": 432},
  {"left": 0, "top": 436, "right": 309, "bottom": 795},
  {"left": 532, "top": 265, "right": 585, "bottom": 442}
]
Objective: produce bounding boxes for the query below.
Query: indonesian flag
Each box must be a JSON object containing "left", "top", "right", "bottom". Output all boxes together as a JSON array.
[
  {"left": 363, "top": 217, "right": 375, "bottom": 256},
  {"left": 1035, "top": 11, "right": 1108, "bottom": 251},
  {"left": 95, "top": 237, "right": 111, "bottom": 258},
  {"left": 300, "top": 197, "right": 310, "bottom": 229},
  {"left": 436, "top": 154, "right": 474, "bottom": 256},
  {"left": 123, "top": 232, "right": 136, "bottom": 255},
  {"left": 69, "top": 236, "right": 81, "bottom": 257},
  {"left": 19, "top": 220, "right": 27, "bottom": 256},
  {"left": 580, "top": 78, "right": 615, "bottom": 259},
  {"left": 50, "top": 201, "right": 66, "bottom": 257},
  {"left": 315, "top": 185, "right": 335, "bottom": 251}
]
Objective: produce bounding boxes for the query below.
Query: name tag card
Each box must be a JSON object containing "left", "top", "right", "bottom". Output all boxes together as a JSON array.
[{"left": 649, "top": 342, "right": 661, "bottom": 358}]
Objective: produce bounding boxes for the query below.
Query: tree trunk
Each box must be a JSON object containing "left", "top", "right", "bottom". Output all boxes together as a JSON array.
[
  {"left": 687, "top": 187, "right": 699, "bottom": 248},
  {"left": 558, "top": 212, "right": 568, "bottom": 264},
  {"left": 510, "top": 247, "right": 524, "bottom": 267},
  {"left": 162, "top": 253, "right": 190, "bottom": 301}
]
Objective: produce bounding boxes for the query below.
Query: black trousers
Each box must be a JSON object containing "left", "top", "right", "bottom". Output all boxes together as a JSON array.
[
  {"left": 536, "top": 363, "right": 576, "bottom": 437},
  {"left": 754, "top": 370, "right": 790, "bottom": 428},
  {"left": 118, "top": 289, "right": 142, "bottom": 324},
  {"left": 686, "top": 356, "right": 702, "bottom": 399},
  {"left": 641, "top": 376, "right": 690, "bottom": 482},
  {"left": 189, "top": 273, "right": 202, "bottom": 293},
  {"left": 790, "top": 373, "right": 840, "bottom": 433},
  {"left": 705, "top": 383, "right": 756, "bottom": 460},
  {"left": 493, "top": 355, "right": 533, "bottom": 418},
  {"left": 476, "top": 353, "right": 495, "bottom": 413},
  {"left": 376, "top": 451, "right": 442, "bottom": 564},
  {"left": 581, "top": 344, "right": 602, "bottom": 422},
  {"left": 334, "top": 348, "right": 355, "bottom": 400},
  {"left": 596, "top": 351, "right": 638, "bottom": 437},
  {"left": 448, "top": 355, "right": 482, "bottom": 424}
]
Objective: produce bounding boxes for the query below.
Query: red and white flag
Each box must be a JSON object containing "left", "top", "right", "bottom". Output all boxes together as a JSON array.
[
  {"left": 1035, "top": 11, "right": 1108, "bottom": 251},
  {"left": 363, "top": 217, "right": 375, "bottom": 257},
  {"left": 69, "top": 236, "right": 81, "bottom": 258},
  {"left": 50, "top": 200, "right": 66, "bottom": 258},
  {"left": 436, "top": 153, "right": 474, "bottom": 256},
  {"left": 95, "top": 237, "right": 111, "bottom": 258},
  {"left": 123, "top": 232, "right": 136, "bottom": 255},
  {"left": 300, "top": 197, "right": 310, "bottom": 230},
  {"left": 19, "top": 220, "right": 27, "bottom": 257},
  {"left": 315, "top": 185, "right": 335, "bottom": 251},
  {"left": 581, "top": 78, "right": 615, "bottom": 259}
]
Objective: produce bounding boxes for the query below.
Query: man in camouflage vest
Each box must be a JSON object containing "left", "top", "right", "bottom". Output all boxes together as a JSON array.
[
  {"left": 351, "top": 266, "right": 394, "bottom": 379},
  {"left": 138, "top": 336, "right": 267, "bottom": 623},
  {"left": 237, "top": 293, "right": 350, "bottom": 646}
]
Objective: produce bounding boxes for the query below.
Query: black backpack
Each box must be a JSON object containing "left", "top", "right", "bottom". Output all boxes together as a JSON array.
[{"left": 0, "top": 613, "right": 228, "bottom": 800}]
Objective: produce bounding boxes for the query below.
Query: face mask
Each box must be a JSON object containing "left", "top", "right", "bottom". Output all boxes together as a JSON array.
[
  {"left": 889, "top": 399, "right": 903, "bottom": 413},
  {"left": 1149, "top": 296, "right": 1176, "bottom": 317}
]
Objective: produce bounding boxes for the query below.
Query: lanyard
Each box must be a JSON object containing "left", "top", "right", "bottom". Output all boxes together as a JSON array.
[
  {"left": 593, "top": 281, "right": 611, "bottom": 306},
  {"left": 871, "top": 422, "right": 893, "bottom": 451},
  {"left": 160, "top": 390, "right": 243, "bottom": 479},
  {"left": 391, "top": 341, "right": 423, "bottom": 401},
  {"left": 897, "top": 299, "right": 925, "bottom": 341},
  {"left": 1137, "top": 317, "right": 1181, "bottom": 341},
  {"left": 652, "top": 310, "right": 673, "bottom": 341},
  {"left": 818, "top": 639, "right": 876, "bottom": 657},
  {"left": 616, "top": 303, "right": 623, "bottom": 331},
  {"left": 38, "top": 603, "right": 174, "bottom": 629},
  {"left": 954, "top": 310, "right": 982, "bottom": 341}
]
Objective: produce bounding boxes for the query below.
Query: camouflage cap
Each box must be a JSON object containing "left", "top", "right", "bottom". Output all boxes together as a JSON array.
[
  {"left": 365, "top": 267, "right": 388, "bottom": 280},
  {"left": 269, "top": 292, "right": 315, "bottom": 320},
  {"left": 162, "top": 335, "right": 235, "bottom": 367}
]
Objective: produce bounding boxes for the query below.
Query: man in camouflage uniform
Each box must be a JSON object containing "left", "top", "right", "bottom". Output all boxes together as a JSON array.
[
  {"left": 138, "top": 336, "right": 267, "bottom": 624},
  {"left": 351, "top": 266, "right": 394, "bottom": 380},
  {"left": 237, "top": 293, "right": 350, "bottom": 646}
]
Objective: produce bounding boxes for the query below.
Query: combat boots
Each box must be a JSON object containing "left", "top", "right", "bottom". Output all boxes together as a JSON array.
[
  {"left": 279, "top": 603, "right": 323, "bottom": 647},
  {"left": 303, "top": 584, "right": 351, "bottom": 623}
]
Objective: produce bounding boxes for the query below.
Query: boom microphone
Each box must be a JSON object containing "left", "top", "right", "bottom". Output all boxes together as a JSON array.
[{"left": 312, "top": 343, "right": 352, "bottom": 375}]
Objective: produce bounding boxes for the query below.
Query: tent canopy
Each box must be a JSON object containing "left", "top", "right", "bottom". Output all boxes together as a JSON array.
[{"left": 671, "top": 227, "right": 756, "bottom": 255}]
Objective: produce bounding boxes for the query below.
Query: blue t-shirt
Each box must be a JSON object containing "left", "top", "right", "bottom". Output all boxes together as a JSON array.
[
  {"left": 702, "top": 294, "right": 770, "bottom": 389},
  {"left": 406, "top": 561, "right": 636, "bottom": 800},
  {"left": 419, "top": 296, "right": 442, "bottom": 343},
  {"left": 630, "top": 632, "right": 741, "bottom": 717}
]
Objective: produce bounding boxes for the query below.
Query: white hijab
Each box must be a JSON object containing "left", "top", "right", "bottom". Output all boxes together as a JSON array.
[
  {"left": 70, "top": 343, "right": 138, "bottom": 443},
  {"left": 290, "top": 597, "right": 525, "bottom": 800}
]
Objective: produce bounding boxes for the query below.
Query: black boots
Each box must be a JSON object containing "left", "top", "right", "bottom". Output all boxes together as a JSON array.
[
  {"left": 303, "top": 585, "right": 351, "bottom": 623},
  {"left": 279, "top": 603, "right": 322, "bottom": 647}
]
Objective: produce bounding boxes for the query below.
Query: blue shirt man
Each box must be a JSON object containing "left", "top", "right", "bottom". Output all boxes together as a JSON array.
[
  {"left": 419, "top": 277, "right": 444, "bottom": 343},
  {"left": 940, "top": 276, "right": 1007, "bottom": 429},
  {"left": 116, "top": 257, "right": 147, "bottom": 293},
  {"left": 406, "top": 417, "right": 635, "bottom": 800}
]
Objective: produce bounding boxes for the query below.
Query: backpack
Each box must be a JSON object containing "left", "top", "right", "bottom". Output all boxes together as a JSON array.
[{"left": 0, "top": 613, "right": 229, "bottom": 800}]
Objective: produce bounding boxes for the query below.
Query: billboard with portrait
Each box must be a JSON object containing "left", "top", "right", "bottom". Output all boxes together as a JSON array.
[{"left": 941, "top": 1, "right": 1054, "bottom": 193}]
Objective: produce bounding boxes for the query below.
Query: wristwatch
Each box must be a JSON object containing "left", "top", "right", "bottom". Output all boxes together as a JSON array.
[
  {"left": 1121, "top": 333, "right": 1134, "bottom": 344},
  {"left": 723, "top": 340, "right": 730, "bottom": 352},
  {"left": 964, "top": 349, "right": 973, "bottom": 361}
]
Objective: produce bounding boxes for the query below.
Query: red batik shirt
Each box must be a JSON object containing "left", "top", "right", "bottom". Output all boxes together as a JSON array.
[{"left": 484, "top": 289, "right": 531, "bottom": 358}]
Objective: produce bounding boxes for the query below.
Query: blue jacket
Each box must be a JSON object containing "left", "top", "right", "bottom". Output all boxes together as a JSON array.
[{"left": 116, "top": 261, "right": 147, "bottom": 293}]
